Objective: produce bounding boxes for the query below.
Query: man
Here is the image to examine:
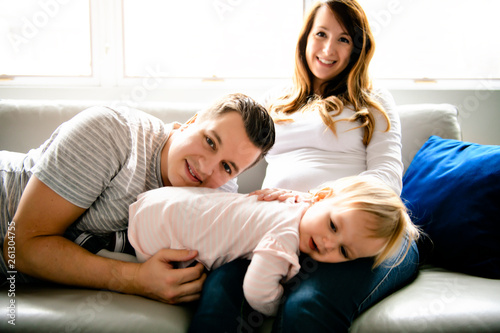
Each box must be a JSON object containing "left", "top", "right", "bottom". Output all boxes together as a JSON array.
[{"left": 1, "top": 93, "right": 275, "bottom": 304}]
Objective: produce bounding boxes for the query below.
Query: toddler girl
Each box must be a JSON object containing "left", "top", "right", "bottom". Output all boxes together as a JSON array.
[{"left": 128, "top": 175, "right": 419, "bottom": 316}]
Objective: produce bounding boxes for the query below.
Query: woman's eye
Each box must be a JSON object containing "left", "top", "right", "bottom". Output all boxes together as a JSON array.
[
  {"left": 222, "top": 162, "right": 232, "bottom": 175},
  {"left": 316, "top": 31, "right": 326, "bottom": 38},
  {"left": 339, "top": 37, "right": 350, "bottom": 44},
  {"left": 330, "top": 221, "right": 337, "bottom": 232},
  {"left": 206, "top": 136, "right": 215, "bottom": 149}
]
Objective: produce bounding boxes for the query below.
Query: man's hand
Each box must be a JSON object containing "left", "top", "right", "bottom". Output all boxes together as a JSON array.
[{"left": 133, "top": 249, "right": 206, "bottom": 304}]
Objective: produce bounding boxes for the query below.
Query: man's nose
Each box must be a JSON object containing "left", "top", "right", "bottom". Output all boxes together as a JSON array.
[{"left": 198, "top": 155, "right": 217, "bottom": 177}]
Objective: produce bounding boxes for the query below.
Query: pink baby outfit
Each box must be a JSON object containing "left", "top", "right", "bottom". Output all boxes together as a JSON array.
[{"left": 128, "top": 186, "right": 309, "bottom": 316}]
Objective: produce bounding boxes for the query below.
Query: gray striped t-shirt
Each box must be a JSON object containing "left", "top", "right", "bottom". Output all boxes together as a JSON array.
[{"left": 0, "top": 106, "right": 171, "bottom": 278}]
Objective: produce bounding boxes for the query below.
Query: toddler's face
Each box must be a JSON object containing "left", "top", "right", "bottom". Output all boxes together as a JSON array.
[{"left": 299, "top": 198, "right": 386, "bottom": 263}]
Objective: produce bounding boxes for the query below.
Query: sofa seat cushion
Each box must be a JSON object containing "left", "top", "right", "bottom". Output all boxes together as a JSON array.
[
  {"left": 4, "top": 269, "right": 500, "bottom": 333},
  {"left": 401, "top": 135, "right": 500, "bottom": 278},
  {"left": 350, "top": 267, "right": 500, "bottom": 333},
  {"left": 0, "top": 283, "right": 195, "bottom": 333}
]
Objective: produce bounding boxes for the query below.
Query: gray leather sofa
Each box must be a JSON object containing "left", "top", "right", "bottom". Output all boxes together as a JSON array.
[{"left": 1, "top": 99, "right": 499, "bottom": 332}]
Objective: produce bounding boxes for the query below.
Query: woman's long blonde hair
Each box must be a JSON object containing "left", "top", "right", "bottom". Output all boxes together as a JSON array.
[
  {"left": 309, "top": 176, "right": 421, "bottom": 268},
  {"left": 269, "top": 0, "right": 389, "bottom": 146}
]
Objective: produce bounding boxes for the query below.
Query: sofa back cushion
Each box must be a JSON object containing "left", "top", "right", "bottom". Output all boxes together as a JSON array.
[
  {"left": 0, "top": 100, "right": 462, "bottom": 193},
  {"left": 0, "top": 99, "right": 200, "bottom": 153},
  {"left": 398, "top": 103, "right": 461, "bottom": 173}
]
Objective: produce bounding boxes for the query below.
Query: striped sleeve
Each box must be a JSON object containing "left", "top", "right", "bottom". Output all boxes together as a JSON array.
[
  {"left": 243, "top": 250, "right": 290, "bottom": 316},
  {"left": 243, "top": 233, "right": 300, "bottom": 316},
  {"left": 32, "top": 106, "right": 131, "bottom": 208}
]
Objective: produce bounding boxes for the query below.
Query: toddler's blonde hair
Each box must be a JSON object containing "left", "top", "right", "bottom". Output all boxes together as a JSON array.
[{"left": 309, "top": 175, "right": 420, "bottom": 268}]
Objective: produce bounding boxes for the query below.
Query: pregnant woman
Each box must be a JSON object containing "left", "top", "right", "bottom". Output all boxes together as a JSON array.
[{"left": 189, "top": 1, "right": 419, "bottom": 332}]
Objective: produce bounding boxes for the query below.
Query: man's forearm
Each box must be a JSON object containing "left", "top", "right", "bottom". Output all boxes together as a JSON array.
[{"left": 13, "top": 235, "right": 139, "bottom": 293}]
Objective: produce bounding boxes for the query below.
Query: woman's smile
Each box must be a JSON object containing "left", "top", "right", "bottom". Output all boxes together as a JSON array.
[{"left": 318, "top": 57, "right": 336, "bottom": 65}]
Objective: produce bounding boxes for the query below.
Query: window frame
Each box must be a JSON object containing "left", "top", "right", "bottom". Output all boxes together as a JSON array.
[{"left": 1, "top": 0, "right": 499, "bottom": 93}]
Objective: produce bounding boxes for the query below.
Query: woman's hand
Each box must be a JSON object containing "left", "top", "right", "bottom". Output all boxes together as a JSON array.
[
  {"left": 249, "top": 188, "right": 308, "bottom": 202},
  {"left": 132, "top": 249, "right": 207, "bottom": 304}
]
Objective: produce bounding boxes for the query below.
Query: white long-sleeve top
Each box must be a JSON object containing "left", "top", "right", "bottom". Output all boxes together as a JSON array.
[
  {"left": 128, "top": 186, "right": 309, "bottom": 316},
  {"left": 262, "top": 89, "right": 403, "bottom": 194}
]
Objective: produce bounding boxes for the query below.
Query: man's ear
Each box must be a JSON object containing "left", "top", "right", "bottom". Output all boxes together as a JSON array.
[{"left": 180, "top": 113, "right": 198, "bottom": 131}]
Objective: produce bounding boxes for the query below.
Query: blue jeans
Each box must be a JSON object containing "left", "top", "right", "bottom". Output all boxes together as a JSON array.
[{"left": 189, "top": 241, "right": 419, "bottom": 333}]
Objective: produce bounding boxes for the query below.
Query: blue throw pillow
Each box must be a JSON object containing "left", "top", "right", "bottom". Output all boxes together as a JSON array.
[{"left": 401, "top": 135, "right": 500, "bottom": 279}]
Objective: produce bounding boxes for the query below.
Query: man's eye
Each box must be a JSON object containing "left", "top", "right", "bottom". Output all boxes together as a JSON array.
[
  {"left": 222, "top": 162, "right": 232, "bottom": 175},
  {"left": 206, "top": 136, "right": 215, "bottom": 149},
  {"left": 330, "top": 221, "right": 336, "bottom": 232}
]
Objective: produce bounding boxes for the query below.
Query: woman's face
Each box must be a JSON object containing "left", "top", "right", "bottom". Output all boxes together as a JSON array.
[{"left": 305, "top": 5, "right": 354, "bottom": 94}]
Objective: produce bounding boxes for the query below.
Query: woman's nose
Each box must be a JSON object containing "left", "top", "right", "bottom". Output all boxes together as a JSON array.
[{"left": 323, "top": 38, "right": 337, "bottom": 56}]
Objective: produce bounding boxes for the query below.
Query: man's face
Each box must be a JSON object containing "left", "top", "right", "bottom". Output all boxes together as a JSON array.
[{"left": 162, "top": 112, "right": 261, "bottom": 188}]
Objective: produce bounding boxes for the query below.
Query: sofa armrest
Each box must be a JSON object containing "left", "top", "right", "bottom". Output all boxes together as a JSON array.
[{"left": 350, "top": 267, "right": 500, "bottom": 333}]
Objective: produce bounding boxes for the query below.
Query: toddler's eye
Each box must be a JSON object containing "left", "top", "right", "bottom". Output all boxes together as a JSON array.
[
  {"left": 340, "top": 246, "right": 349, "bottom": 259},
  {"left": 330, "top": 221, "right": 337, "bottom": 232}
]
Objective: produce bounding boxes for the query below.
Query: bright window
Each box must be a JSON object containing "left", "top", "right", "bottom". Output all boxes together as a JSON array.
[
  {"left": 359, "top": 0, "right": 500, "bottom": 80},
  {"left": 122, "top": 0, "right": 302, "bottom": 79},
  {"left": 0, "top": 0, "right": 498, "bottom": 87},
  {"left": 0, "top": 0, "right": 91, "bottom": 77}
]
